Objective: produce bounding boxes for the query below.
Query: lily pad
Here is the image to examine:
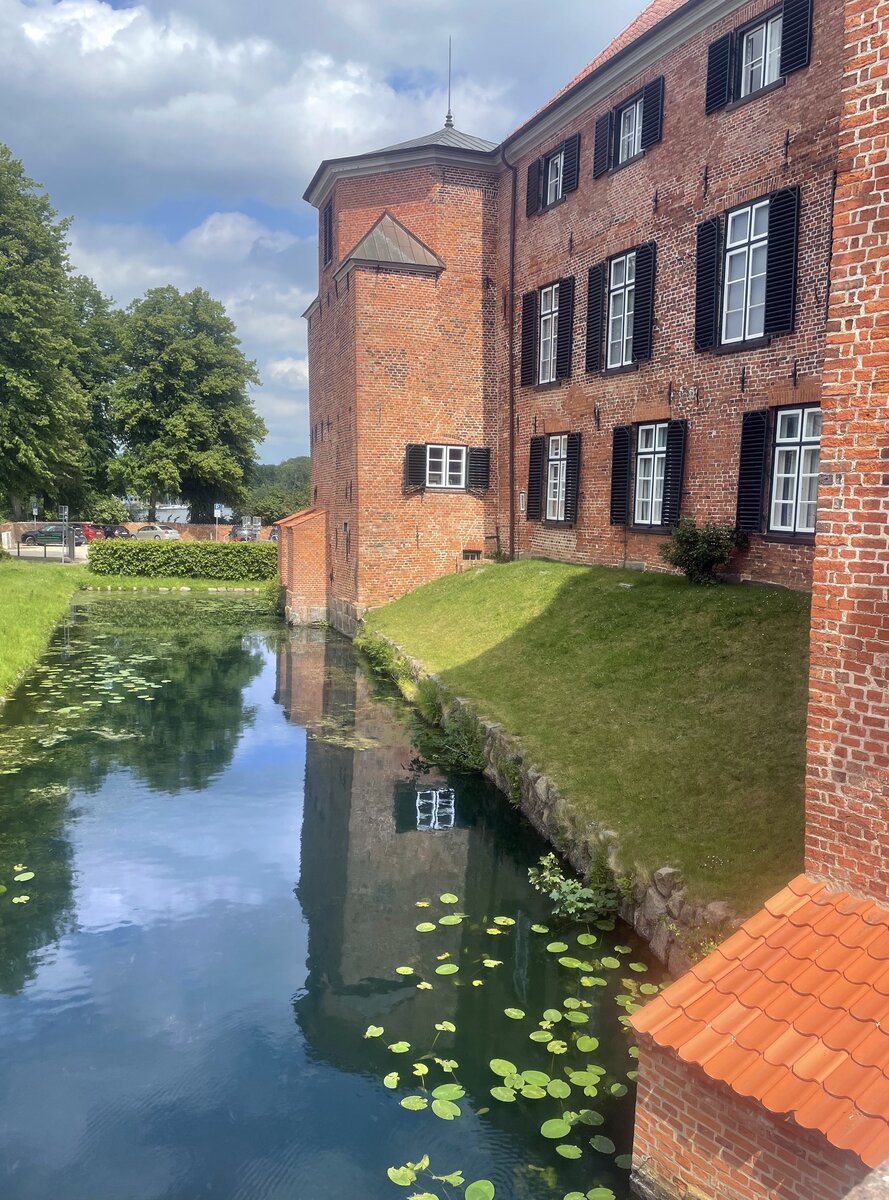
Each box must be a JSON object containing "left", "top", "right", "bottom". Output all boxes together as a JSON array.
[
  {"left": 546, "top": 941, "right": 569, "bottom": 954},
  {"left": 400, "top": 1095, "right": 428, "bottom": 1111},
  {"left": 530, "top": 923, "right": 549, "bottom": 934},
  {"left": 504, "top": 1007, "right": 525, "bottom": 1020},
  {"left": 587, "top": 1190, "right": 617, "bottom": 1200},
  {"left": 556, "top": 1144, "right": 582, "bottom": 1159},
  {"left": 439, "top": 893, "right": 459, "bottom": 904},
  {"left": 416, "top": 922, "right": 436, "bottom": 933},
  {"left": 522, "top": 1070, "right": 550, "bottom": 1087},
  {"left": 431, "top": 1097, "right": 461, "bottom": 1120},
  {"left": 629, "top": 962, "right": 648, "bottom": 973},
  {"left": 529, "top": 1030, "right": 552, "bottom": 1042},
  {"left": 13, "top": 872, "right": 34, "bottom": 882},
  {"left": 547, "top": 1079, "right": 571, "bottom": 1099},
  {"left": 387, "top": 1166, "right": 416, "bottom": 1186},
  {"left": 490, "top": 1086, "right": 516, "bottom": 1103},
  {"left": 432, "top": 1083, "right": 465, "bottom": 1100},
  {"left": 439, "top": 915, "right": 463, "bottom": 926},
  {"left": 383, "top": 1072, "right": 399, "bottom": 1088},
  {"left": 547, "top": 1040, "right": 568, "bottom": 1055},
  {"left": 388, "top": 1041, "right": 411, "bottom": 1053},
  {"left": 417, "top": 981, "right": 433, "bottom": 990},
  {"left": 520, "top": 1084, "right": 547, "bottom": 1099},
  {"left": 482, "top": 959, "right": 502, "bottom": 968},
  {"left": 493, "top": 916, "right": 515, "bottom": 926},
  {"left": 435, "top": 1020, "right": 456, "bottom": 1033},
  {"left": 395, "top": 966, "right": 414, "bottom": 976},
  {"left": 640, "top": 983, "right": 660, "bottom": 995},
  {"left": 489, "top": 1058, "right": 517, "bottom": 1077},
  {"left": 541, "top": 1118, "right": 572, "bottom": 1139},
  {"left": 565, "top": 1010, "right": 589, "bottom": 1023},
  {"left": 464, "top": 1182, "right": 495, "bottom": 1200},
  {"left": 600, "top": 957, "right": 620, "bottom": 970},
  {"left": 363, "top": 1025, "right": 384, "bottom": 1039},
  {"left": 615, "top": 1155, "right": 633, "bottom": 1169},
  {"left": 590, "top": 1135, "right": 616, "bottom": 1155},
  {"left": 577, "top": 933, "right": 597, "bottom": 946},
  {"left": 559, "top": 957, "right": 582, "bottom": 970},
  {"left": 543, "top": 1008, "right": 563, "bottom": 1023},
  {"left": 435, "top": 963, "right": 459, "bottom": 975}
]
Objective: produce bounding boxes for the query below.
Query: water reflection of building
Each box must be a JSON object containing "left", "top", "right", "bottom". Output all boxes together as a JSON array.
[{"left": 276, "top": 631, "right": 472, "bottom": 1066}]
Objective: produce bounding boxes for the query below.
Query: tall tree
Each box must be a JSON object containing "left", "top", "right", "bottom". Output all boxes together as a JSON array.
[
  {"left": 0, "top": 145, "right": 88, "bottom": 515},
  {"left": 109, "top": 286, "right": 265, "bottom": 520}
]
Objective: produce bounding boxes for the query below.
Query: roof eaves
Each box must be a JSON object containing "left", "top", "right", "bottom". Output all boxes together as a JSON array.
[
  {"left": 303, "top": 142, "right": 500, "bottom": 209},
  {"left": 333, "top": 258, "right": 443, "bottom": 285},
  {"left": 302, "top": 295, "right": 320, "bottom": 321}
]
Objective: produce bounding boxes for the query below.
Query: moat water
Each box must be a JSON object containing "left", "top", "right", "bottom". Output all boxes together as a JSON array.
[{"left": 0, "top": 596, "right": 657, "bottom": 1199}]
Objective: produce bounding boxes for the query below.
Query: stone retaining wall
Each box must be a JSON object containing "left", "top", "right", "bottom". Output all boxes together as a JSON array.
[{"left": 369, "top": 631, "right": 740, "bottom": 976}]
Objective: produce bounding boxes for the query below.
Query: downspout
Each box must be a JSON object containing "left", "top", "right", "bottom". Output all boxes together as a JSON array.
[{"left": 501, "top": 146, "right": 518, "bottom": 559}]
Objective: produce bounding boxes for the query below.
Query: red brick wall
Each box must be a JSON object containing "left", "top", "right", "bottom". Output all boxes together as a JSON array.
[
  {"left": 306, "top": 163, "right": 500, "bottom": 619},
  {"left": 632, "top": 1039, "right": 868, "bottom": 1199},
  {"left": 280, "top": 510, "right": 328, "bottom": 623},
  {"left": 496, "top": 0, "right": 843, "bottom": 590},
  {"left": 804, "top": 0, "right": 889, "bottom": 903}
]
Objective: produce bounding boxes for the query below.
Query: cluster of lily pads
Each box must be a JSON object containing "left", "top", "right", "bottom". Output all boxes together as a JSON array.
[
  {"left": 0, "top": 863, "right": 34, "bottom": 906},
  {"left": 362, "top": 890, "right": 663, "bottom": 1199}
]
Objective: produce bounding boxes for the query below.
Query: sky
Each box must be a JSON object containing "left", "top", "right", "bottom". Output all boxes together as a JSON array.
[{"left": 2, "top": 0, "right": 649, "bottom": 463}]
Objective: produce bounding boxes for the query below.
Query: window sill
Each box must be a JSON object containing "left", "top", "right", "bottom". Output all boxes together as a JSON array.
[
  {"left": 725, "top": 76, "right": 786, "bottom": 111},
  {"left": 542, "top": 520, "right": 576, "bottom": 529},
  {"left": 541, "top": 194, "right": 568, "bottom": 213},
  {"left": 630, "top": 524, "right": 672, "bottom": 535},
  {"left": 608, "top": 150, "right": 645, "bottom": 175},
  {"left": 534, "top": 379, "right": 563, "bottom": 391},
  {"left": 760, "top": 531, "right": 816, "bottom": 546},
  {"left": 713, "top": 335, "right": 772, "bottom": 355},
  {"left": 425, "top": 486, "right": 470, "bottom": 494},
  {"left": 604, "top": 361, "right": 640, "bottom": 376}
]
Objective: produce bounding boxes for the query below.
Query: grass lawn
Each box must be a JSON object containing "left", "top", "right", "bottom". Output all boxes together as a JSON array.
[{"left": 364, "top": 560, "right": 812, "bottom": 915}]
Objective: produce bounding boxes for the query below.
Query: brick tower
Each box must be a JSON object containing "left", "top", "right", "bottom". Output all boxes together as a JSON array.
[{"left": 282, "top": 123, "right": 501, "bottom": 634}]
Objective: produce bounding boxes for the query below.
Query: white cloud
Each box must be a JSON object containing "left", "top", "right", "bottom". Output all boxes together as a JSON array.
[{"left": 266, "top": 357, "right": 310, "bottom": 390}]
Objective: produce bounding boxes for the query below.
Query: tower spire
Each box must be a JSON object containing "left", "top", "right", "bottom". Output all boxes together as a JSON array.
[{"left": 445, "top": 36, "right": 454, "bottom": 128}]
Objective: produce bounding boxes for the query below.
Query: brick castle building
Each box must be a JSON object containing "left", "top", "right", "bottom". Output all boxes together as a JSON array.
[{"left": 284, "top": 0, "right": 889, "bottom": 1195}]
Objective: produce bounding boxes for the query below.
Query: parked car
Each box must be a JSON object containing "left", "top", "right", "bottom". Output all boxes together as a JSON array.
[
  {"left": 134, "top": 524, "right": 181, "bottom": 541},
  {"left": 20, "top": 524, "right": 85, "bottom": 547},
  {"left": 72, "top": 522, "right": 105, "bottom": 541},
  {"left": 228, "top": 526, "right": 258, "bottom": 541},
  {"left": 99, "top": 525, "right": 132, "bottom": 539}
]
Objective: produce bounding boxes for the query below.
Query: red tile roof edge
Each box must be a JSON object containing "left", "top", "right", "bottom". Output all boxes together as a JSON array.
[
  {"left": 275, "top": 508, "right": 326, "bottom": 528},
  {"left": 631, "top": 874, "right": 889, "bottom": 1169}
]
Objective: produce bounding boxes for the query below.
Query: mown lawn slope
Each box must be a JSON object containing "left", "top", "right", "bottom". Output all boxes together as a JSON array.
[
  {"left": 0, "top": 560, "right": 84, "bottom": 699},
  {"left": 364, "top": 560, "right": 812, "bottom": 914}
]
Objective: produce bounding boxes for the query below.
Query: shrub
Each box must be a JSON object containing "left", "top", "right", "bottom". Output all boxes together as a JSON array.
[
  {"left": 659, "top": 517, "right": 739, "bottom": 584},
  {"left": 528, "top": 852, "right": 618, "bottom": 921},
  {"left": 87, "top": 539, "right": 278, "bottom": 580},
  {"left": 415, "top": 677, "right": 444, "bottom": 726},
  {"left": 439, "top": 704, "right": 486, "bottom": 773}
]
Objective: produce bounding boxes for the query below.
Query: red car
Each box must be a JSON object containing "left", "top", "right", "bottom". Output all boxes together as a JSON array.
[{"left": 73, "top": 522, "right": 106, "bottom": 541}]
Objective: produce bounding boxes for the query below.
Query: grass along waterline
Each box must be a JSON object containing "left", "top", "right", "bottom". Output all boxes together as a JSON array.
[{"left": 362, "top": 560, "right": 811, "bottom": 915}]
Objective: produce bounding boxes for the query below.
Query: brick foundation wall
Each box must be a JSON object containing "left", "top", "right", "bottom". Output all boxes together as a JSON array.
[
  {"left": 281, "top": 510, "right": 328, "bottom": 625},
  {"left": 804, "top": 0, "right": 889, "bottom": 903},
  {"left": 495, "top": 0, "right": 843, "bottom": 591},
  {"left": 632, "top": 1039, "right": 868, "bottom": 1199}
]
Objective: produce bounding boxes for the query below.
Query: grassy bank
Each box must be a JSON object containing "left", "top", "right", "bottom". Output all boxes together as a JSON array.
[
  {"left": 363, "top": 560, "right": 812, "bottom": 914},
  {"left": 0, "top": 560, "right": 84, "bottom": 698}
]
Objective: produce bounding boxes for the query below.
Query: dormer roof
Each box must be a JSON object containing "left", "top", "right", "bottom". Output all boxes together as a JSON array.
[{"left": 333, "top": 212, "right": 444, "bottom": 283}]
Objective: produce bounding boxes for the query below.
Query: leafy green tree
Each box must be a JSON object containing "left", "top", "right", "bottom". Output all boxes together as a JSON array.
[
  {"left": 0, "top": 145, "right": 89, "bottom": 515},
  {"left": 242, "top": 483, "right": 309, "bottom": 525},
  {"left": 110, "top": 286, "right": 266, "bottom": 520}
]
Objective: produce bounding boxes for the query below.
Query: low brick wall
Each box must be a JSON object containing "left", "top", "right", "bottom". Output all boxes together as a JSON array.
[
  {"left": 363, "top": 631, "right": 742, "bottom": 975},
  {"left": 0, "top": 522, "right": 275, "bottom": 542}
]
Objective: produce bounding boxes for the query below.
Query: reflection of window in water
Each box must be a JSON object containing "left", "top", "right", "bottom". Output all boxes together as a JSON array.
[{"left": 416, "top": 788, "right": 456, "bottom": 830}]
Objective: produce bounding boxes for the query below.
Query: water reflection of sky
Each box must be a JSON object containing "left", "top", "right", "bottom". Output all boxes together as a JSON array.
[{"left": 0, "top": 612, "right": 641, "bottom": 1200}]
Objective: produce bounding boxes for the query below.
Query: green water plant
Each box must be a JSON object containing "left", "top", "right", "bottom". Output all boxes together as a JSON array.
[{"left": 528, "top": 854, "right": 618, "bottom": 922}]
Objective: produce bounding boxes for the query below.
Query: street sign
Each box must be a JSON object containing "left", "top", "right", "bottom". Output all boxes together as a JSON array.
[
  {"left": 58, "top": 505, "right": 69, "bottom": 521},
  {"left": 213, "top": 503, "right": 222, "bottom": 517}
]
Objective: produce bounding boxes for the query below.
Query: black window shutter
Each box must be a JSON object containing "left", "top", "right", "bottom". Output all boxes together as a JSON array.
[
  {"left": 467, "top": 447, "right": 491, "bottom": 491},
  {"left": 610, "top": 426, "right": 632, "bottom": 525},
  {"left": 705, "top": 33, "right": 734, "bottom": 113},
  {"left": 780, "top": 0, "right": 813, "bottom": 75},
  {"left": 764, "top": 186, "right": 801, "bottom": 336},
  {"left": 404, "top": 444, "right": 427, "bottom": 489},
  {"left": 520, "top": 290, "right": 538, "bottom": 385},
  {"left": 632, "top": 242, "right": 657, "bottom": 362},
  {"left": 322, "top": 202, "right": 333, "bottom": 265},
  {"left": 526, "top": 436, "right": 545, "bottom": 521},
  {"left": 661, "top": 420, "right": 688, "bottom": 527},
  {"left": 526, "top": 159, "right": 542, "bottom": 217},
  {"left": 564, "top": 432, "right": 582, "bottom": 524},
  {"left": 562, "top": 133, "right": 581, "bottom": 194},
  {"left": 555, "top": 276, "right": 576, "bottom": 379},
  {"left": 694, "top": 217, "right": 722, "bottom": 351},
  {"left": 586, "top": 262, "right": 607, "bottom": 372},
  {"left": 593, "top": 111, "right": 613, "bottom": 178},
  {"left": 640, "top": 76, "right": 665, "bottom": 149},
  {"left": 736, "top": 410, "right": 769, "bottom": 531}
]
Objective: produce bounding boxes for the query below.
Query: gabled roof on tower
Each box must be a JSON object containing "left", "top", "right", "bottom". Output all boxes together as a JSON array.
[
  {"left": 333, "top": 212, "right": 444, "bottom": 283},
  {"left": 375, "top": 126, "right": 497, "bottom": 154},
  {"left": 632, "top": 874, "right": 889, "bottom": 1169}
]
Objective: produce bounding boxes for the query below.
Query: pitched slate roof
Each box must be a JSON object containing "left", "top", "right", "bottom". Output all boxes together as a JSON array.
[
  {"left": 376, "top": 125, "right": 497, "bottom": 154},
  {"left": 632, "top": 875, "right": 889, "bottom": 1168},
  {"left": 335, "top": 212, "right": 444, "bottom": 280}
]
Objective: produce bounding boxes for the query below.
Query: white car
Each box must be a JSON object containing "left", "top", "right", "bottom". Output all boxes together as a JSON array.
[{"left": 134, "top": 524, "right": 182, "bottom": 541}]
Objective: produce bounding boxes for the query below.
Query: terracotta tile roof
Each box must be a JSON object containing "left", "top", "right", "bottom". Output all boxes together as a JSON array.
[
  {"left": 275, "top": 508, "right": 325, "bottom": 528},
  {"left": 632, "top": 875, "right": 889, "bottom": 1168},
  {"left": 510, "top": 0, "right": 693, "bottom": 139}
]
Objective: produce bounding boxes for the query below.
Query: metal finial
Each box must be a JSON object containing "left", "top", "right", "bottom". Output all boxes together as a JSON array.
[{"left": 445, "top": 36, "right": 454, "bottom": 127}]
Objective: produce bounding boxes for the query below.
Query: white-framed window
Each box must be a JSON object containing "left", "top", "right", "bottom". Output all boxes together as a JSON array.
[
  {"left": 416, "top": 788, "right": 456, "bottom": 831},
  {"left": 545, "top": 149, "right": 564, "bottom": 206},
  {"left": 740, "top": 13, "right": 783, "bottom": 98},
  {"left": 617, "top": 96, "right": 644, "bottom": 164},
  {"left": 546, "top": 434, "right": 568, "bottom": 521},
  {"left": 539, "top": 283, "right": 560, "bottom": 384},
  {"left": 426, "top": 445, "right": 466, "bottom": 489},
  {"left": 770, "top": 407, "right": 821, "bottom": 534},
  {"left": 608, "top": 251, "right": 636, "bottom": 368},
  {"left": 634, "top": 423, "right": 668, "bottom": 526},
  {"left": 722, "top": 199, "right": 770, "bottom": 344}
]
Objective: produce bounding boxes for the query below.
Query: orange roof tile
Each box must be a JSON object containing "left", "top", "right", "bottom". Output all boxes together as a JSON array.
[
  {"left": 509, "top": 0, "right": 693, "bottom": 140},
  {"left": 275, "top": 508, "right": 325, "bottom": 528},
  {"left": 632, "top": 875, "right": 889, "bottom": 1168}
]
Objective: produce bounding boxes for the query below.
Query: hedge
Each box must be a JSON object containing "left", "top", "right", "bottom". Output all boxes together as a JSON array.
[{"left": 87, "top": 539, "right": 278, "bottom": 581}]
